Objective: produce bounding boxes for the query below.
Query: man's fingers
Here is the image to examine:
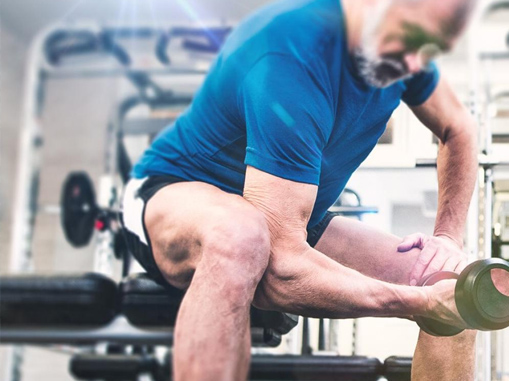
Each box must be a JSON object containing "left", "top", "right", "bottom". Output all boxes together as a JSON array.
[
  {"left": 420, "top": 250, "right": 451, "bottom": 280},
  {"left": 397, "top": 233, "right": 425, "bottom": 252},
  {"left": 397, "top": 240, "right": 415, "bottom": 252},
  {"left": 409, "top": 246, "right": 438, "bottom": 285},
  {"left": 455, "top": 259, "right": 468, "bottom": 274},
  {"left": 413, "top": 250, "right": 465, "bottom": 284},
  {"left": 405, "top": 234, "right": 469, "bottom": 286},
  {"left": 441, "top": 255, "right": 461, "bottom": 273}
]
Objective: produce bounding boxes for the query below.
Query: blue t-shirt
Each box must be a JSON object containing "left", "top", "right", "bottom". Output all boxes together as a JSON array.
[{"left": 132, "top": 0, "right": 439, "bottom": 228}]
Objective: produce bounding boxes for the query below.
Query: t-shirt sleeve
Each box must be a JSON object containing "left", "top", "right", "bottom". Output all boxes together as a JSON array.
[
  {"left": 238, "top": 54, "right": 334, "bottom": 185},
  {"left": 401, "top": 62, "right": 440, "bottom": 106}
]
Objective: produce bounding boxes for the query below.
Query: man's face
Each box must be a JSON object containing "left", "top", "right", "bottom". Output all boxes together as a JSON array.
[{"left": 353, "top": 0, "right": 465, "bottom": 88}]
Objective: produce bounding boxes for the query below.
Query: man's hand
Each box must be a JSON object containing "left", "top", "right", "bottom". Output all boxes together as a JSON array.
[
  {"left": 422, "top": 279, "right": 469, "bottom": 329},
  {"left": 397, "top": 233, "right": 468, "bottom": 286}
]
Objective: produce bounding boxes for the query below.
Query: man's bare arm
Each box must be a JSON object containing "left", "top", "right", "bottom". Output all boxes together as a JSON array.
[
  {"left": 243, "top": 166, "right": 462, "bottom": 324},
  {"left": 396, "top": 78, "right": 478, "bottom": 283},
  {"left": 410, "top": 77, "right": 478, "bottom": 246}
]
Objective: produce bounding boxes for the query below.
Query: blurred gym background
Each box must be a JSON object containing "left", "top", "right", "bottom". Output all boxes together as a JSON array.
[{"left": 1, "top": 0, "right": 509, "bottom": 380}]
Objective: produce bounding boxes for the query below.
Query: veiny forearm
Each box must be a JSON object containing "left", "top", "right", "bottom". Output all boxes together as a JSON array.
[
  {"left": 434, "top": 122, "right": 477, "bottom": 245},
  {"left": 257, "top": 244, "right": 428, "bottom": 319},
  {"left": 243, "top": 166, "right": 428, "bottom": 320}
]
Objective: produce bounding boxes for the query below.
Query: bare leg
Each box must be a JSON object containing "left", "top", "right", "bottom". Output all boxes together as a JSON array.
[
  {"left": 172, "top": 252, "right": 254, "bottom": 380},
  {"left": 144, "top": 183, "right": 270, "bottom": 381},
  {"left": 314, "top": 216, "right": 476, "bottom": 381},
  {"left": 412, "top": 331, "right": 475, "bottom": 380}
]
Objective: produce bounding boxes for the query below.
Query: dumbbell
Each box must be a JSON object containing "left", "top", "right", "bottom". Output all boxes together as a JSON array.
[{"left": 415, "top": 258, "right": 509, "bottom": 337}]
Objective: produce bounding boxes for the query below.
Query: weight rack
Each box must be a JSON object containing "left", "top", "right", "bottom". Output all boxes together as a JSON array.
[{"left": 4, "top": 22, "right": 231, "bottom": 381}]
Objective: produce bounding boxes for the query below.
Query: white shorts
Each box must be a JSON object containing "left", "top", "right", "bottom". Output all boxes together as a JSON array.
[{"left": 122, "top": 177, "right": 149, "bottom": 245}]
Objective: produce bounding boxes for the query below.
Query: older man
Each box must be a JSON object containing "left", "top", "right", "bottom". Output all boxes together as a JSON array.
[{"left": 122, "top": 0, "right": 479, "bottom": 379}]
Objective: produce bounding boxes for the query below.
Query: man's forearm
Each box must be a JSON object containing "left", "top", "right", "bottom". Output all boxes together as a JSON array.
[
  {"left": 258, "top": 244, "right": 428, "bottom": 319},
  {"left": 434, "top": 124, "right": 477, "bottom": 245}
]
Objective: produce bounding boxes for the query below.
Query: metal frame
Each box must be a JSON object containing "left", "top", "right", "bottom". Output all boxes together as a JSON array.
[
  {"left": 4, "top": 22, "right": 224, "bottom": 381},
  {"left": 9, "top": 22, "right": 214, "bottom": 275},
  {"left": 0, "top": 318, "right": 174, "bottom": 346},
  {"left": 469, "top": 1, "right": 509, "bottom": 379},
  {"left": 0, "top": 317, "right": 274, "bottom": 347}
]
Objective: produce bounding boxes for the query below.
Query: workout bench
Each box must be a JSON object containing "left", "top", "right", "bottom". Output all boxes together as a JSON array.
[
  {"left": 0, "top": 272, "right": 413, "bottom": 380},
  {"left": 0, "top": 272, "right": 296, "bottom": 346}
]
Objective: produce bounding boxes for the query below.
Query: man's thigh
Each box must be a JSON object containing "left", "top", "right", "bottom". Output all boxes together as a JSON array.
[
  {"left": 314, "top": 216, "right": 421, "bottom": 285},
  {"left": 144, "top": 181, "right": 261, "bottom": 289}
]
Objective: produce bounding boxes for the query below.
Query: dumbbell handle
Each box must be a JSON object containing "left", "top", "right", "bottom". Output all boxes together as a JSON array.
[{"left": 415, "top": 271, "right": 464, "bottom": 337}]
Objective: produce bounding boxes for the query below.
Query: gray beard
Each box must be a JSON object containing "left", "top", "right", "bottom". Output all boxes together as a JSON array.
[
  {"left": 353, "top": 48, "right": 412, "bottom": 88},
  {"left": 353, "top": 0, "right": 413, "bottom": 88}
]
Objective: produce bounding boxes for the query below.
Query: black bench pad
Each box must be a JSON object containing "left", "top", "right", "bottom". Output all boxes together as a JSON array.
[
  {"left": 249, "top": 355, "right": 383, "bottom": 381},
  {"left": 0, "top": 272, "right": 298, "bottom": 337},
  {"left": 383, "top": 356, "right": 412, "bottom": 381},
  {"left": 71, "top": 354, "right": 385, "bottom": 381},
  {"left": 70, "top": 354, "right": 163, "bottom": 380},
  {"left": 0, "top": 273, "right": 117, "bottom": 326},
  {"left": 121, "top": 273, "right": 299, "bottom": 334}
]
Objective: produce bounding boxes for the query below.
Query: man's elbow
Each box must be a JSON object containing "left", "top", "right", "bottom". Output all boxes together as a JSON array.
[
  {"left": 441, "top": 115, "right": 478, "bottom": 153},
  {"left": 252, "top": 243, "right": 310, "bottom": 311}
]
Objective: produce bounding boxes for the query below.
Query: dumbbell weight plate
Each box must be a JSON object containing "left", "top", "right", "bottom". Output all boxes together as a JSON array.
[
  {"left": 60, "top": 171, "right": 98, "bottom": 247},
  {"left": 415, "top": 271, "right": 465, "bottom": 337},
  {"left": 455, "top": 258, "right": 509, "bottom": 331}
]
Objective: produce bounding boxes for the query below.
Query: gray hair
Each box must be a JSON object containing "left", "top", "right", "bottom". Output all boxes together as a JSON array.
[{"left": 394, "top": 0, "right": 478, "bottom": 37}]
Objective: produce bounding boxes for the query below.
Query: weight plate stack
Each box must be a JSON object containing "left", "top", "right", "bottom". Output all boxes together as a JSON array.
[{"left": 455, "top": 258, "right": 509, "bottom": 331}]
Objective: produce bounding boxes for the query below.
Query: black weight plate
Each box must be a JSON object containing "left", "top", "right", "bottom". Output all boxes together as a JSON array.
[
  {"left": 456, "top": 258, "right": 509, "bottom": 330},
  {"left": 415, "top": 271, "right": 464, "bottom": 337},
  {"left": 61, "top": 172, "right": 98, "bottom": 247}
]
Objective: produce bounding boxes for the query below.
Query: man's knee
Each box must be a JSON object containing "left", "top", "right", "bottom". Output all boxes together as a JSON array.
[{"left": 201, "top": 201, "right": 271, "bottom": 286}]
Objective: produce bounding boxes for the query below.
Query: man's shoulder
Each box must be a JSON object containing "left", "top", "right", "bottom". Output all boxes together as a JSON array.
[
  {"left": 221, "top": 0, "right": 341, "bottom": 65},
  {"left": 400, "top": 63, "right": 441, "bottom": 106}
]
